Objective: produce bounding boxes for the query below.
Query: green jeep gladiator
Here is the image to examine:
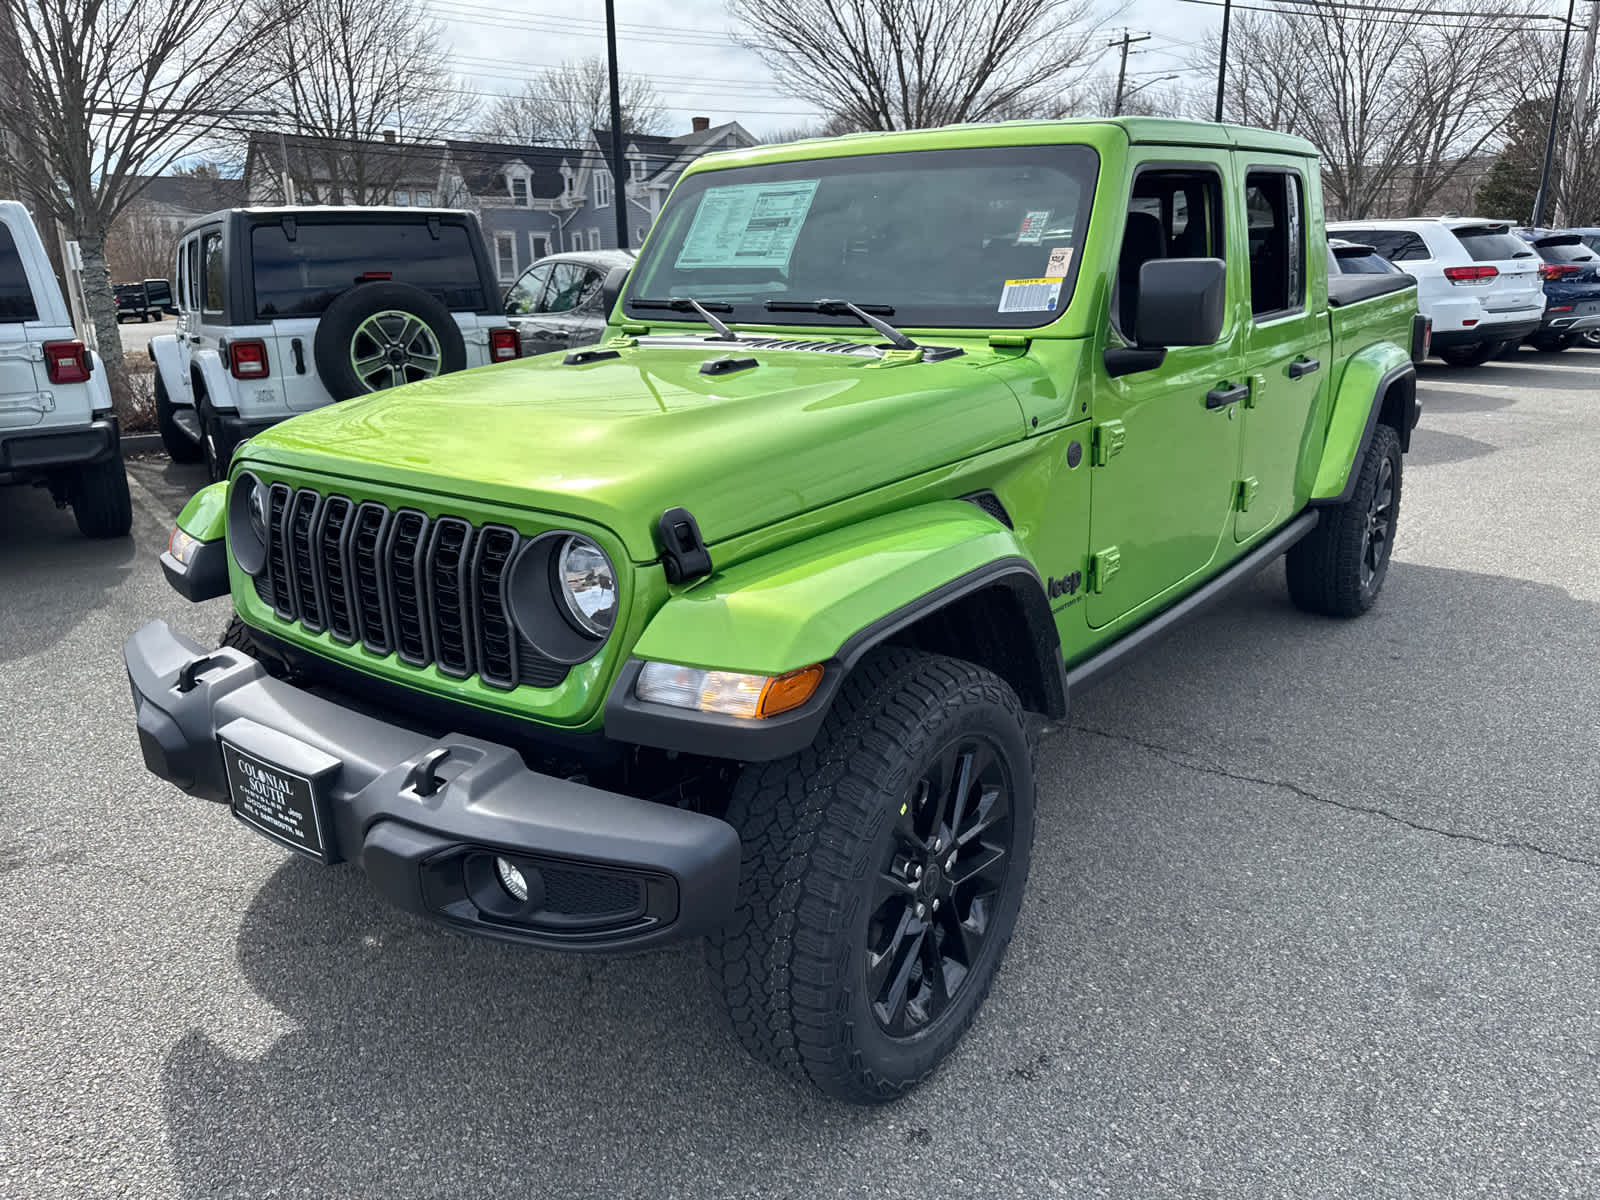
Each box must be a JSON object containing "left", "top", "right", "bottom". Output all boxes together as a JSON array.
[{"left": 127, "top": 118, "right": 1424, "bottom": 1102}]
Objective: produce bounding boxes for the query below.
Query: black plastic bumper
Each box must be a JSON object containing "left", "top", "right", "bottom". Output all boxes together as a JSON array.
[
  {"left": 1430, "top": 319, "right": 1541, "bottom": 349},
  {"left": 124, "top": 620, "right": 741, "bottom": 951},
  {"left": 160, "top": 539, "right": 229, "bottom": 602},
  {"left": 0, "top": 417, "right": 119, "bottom": 471}
]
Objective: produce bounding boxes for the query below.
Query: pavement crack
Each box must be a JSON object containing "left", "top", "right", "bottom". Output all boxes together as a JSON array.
[{"left": 1070, "top": 724, "right": 1600, "bottom": 871}]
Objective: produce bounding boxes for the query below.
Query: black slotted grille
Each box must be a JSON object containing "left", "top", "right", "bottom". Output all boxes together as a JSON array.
[{"left": 252, "top": 486, "right": 570, "bottom": 690}]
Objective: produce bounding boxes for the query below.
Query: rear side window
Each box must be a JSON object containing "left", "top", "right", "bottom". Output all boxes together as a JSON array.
[
  {"left": 1452, "top": 227, "right": 1533, "bottom": 262},
  {"left": 1535, "top": 240, "right": 1596, "bottom": 264},
  {"left": 250, "top": 221, "right": 487, "bottom": 317},
  {"left": 1342, "top": 229, "right": 1431, "bottom": 262},
  {"left": 0, "top": 223, "right": 40, "bottom": 322},
  {"left": 202, "top": 231, "right": 224, "bottom": 312},
  {"left": 1245, "top": 170, "right": 1305, "bottom": 318},
  {"left": 1336, "top": 250, "right": 1398, "bottom": 275}
]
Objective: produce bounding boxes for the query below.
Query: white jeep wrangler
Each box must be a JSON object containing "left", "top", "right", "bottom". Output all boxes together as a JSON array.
[
  {"left": 0, "top": 200, "right": 131, "bottom": 538},
  {"left": 150, "top": 207, "right": 522, "bottom": 479}
]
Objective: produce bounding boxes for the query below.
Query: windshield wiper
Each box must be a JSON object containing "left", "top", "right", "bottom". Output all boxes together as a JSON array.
[
  {"left": 630, "top": 296, "right": 740, "bottom": 341},
  {"left": 764, "top": 299, "right": 917, "bottom": 351}
]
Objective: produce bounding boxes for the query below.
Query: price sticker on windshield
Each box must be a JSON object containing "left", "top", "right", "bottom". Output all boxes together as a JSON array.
[{"left": 998, "top": 277, "right": 1064, "bottom": 313}]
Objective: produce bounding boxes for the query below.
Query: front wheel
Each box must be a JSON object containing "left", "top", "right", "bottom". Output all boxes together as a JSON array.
[
  {"left": 1286, "top": 423, "right": 1402, "bottom": 617},
  {"left": 707, "top": 649, "right": 1036, "bottom": 1103},
  {"left": 1437, "top": 342, "right": 1500, "bottom": 367}
]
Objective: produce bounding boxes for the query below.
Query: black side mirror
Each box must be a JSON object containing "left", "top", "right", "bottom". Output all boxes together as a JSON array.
[
  {"left": 1134, "top": 257, "right": 1226, "bottom": 348},
  {"left": 599, "top": 266, "right": 630, "bottom": 317}
]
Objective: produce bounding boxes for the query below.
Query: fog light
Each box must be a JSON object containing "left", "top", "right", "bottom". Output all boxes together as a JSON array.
[{"left": 495, "top": 856, "right": 528, "bottom": 902}]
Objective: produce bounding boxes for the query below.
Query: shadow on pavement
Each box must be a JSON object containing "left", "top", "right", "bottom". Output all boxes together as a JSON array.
[{"left": 157, "top": 559, "right": 1600, "bottom": 1197}]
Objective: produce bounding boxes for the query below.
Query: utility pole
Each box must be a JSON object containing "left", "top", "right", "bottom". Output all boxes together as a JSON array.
[
  {"left": 1214, "top": 0, "right": 1233, "bottom": 122},
  {"left": 1110, "top": 30, "right": 1152, "bottom": 116},
  {"left": 1534, "top": 0, "right": 1579, "bottom": 227},
  {"left": 604, "top": 0, "right": 629, "bottom": 251},
  {"left": 1556, "top": 0, "right": 1600, "bottom": 225}
]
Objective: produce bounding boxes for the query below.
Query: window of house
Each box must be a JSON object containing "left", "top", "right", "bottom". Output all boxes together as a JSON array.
[
  {"left": 531, "top": 234, "right": 549, "bottom": 261},
  {"left": 569, "top": 230, "right": 584, "bottom": 251},
  {"left": 631, "top": 158, "right": 645, "bottom": 181},
  {"left": 587, "top": 228, "right": 601, "bottom": 251},
  {"left": 416, "top": 190, "right": 432, "bottom": 206},
  {"left": 395, "top": 190, "right": 410, "bottom": 206},
  {"left": 594, "top": 170, "right": 612, "bottom": 208},
  {"left": 510, "top": 175, "right": 529, "bottom": 207},
  {"left": 495, "top": 232, "right": 517, "bottom": 282},
  {"left": 1244, "top": 170, "right": 1305, "bottom": 319},
  {"left": 202, "top": 231, "right": 225, "bottom": 314}
]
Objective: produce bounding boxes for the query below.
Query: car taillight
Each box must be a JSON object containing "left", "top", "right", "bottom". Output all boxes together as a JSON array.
[
  {"left": 1539, "top": 263, "right": 1581, "bottom": 281},
  {"left": 489, "top": 327, "right": 521, "bottom": 362},
  {"left": 43, "top": 340, "right": 91, "bottom": 384},
  {"left": 229, "top": 339, "right": 269, "bottom": 379},
  {"left": 1443, "top": 265, "right": 1499, "bottom": 282},
  {"left": 1548, "top": 304, "right": 1574, "bottom": 313}
]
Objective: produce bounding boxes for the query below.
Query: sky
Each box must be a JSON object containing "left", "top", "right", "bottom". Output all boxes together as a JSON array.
[{"left": 436, "top": 0, "right": 1580, "bottom": 142}]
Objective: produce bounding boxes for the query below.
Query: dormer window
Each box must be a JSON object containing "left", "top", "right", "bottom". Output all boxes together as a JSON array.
[
  {"left": 630, "top": 157, "right": 645, "bottom": 182},
  {"left": 510, "top": 175, "right": 528, "bottom": 207},
  {"left": 594, "top": 169, "right": 612, "bottom": 209},
  {"left": 560, "top": 164, "right": 574, "bottom": 200}
]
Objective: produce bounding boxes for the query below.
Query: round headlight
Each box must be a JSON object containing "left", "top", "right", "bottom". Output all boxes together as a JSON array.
[
  {"left": 227, "top": 471, "right": 270, "bottom": 576},
  {"left": 556, "top": 535, "right": 617, "bottom": 637}
]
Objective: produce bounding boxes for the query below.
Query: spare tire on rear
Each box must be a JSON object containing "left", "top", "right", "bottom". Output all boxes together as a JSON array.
[{"left": 312, "top": 281, "right": 467, "bottom": 401}]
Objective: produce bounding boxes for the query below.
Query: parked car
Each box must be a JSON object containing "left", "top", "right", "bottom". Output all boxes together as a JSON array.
[
  {"left": 1328, "top": 217, "right": 1544, "bottom": 366},
  {"left": 1509, "top": 229, "right": 1600, "bottom": 351},
  {"left": 130, "top": 117, "right": 1421, "bottom": 1104},
  {"left": 144, "top": 277, "right": 175, "bottom": 316},
  {"left": 148, "top": 206, "right": 523, "bottom": 480},
  {"left": 0, "top": 200, "right": 130, "bottom": 537},
  {"left": 114, "top": 281, "right": 158, "bottom": 322},
  {"left": 503, "top": 248, "right": 634, "bottom": 357}
]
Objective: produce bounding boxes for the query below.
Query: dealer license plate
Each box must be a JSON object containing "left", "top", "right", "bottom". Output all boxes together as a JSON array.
[{"left": 220, "top": 738, "right": 330, "bottom": 861}]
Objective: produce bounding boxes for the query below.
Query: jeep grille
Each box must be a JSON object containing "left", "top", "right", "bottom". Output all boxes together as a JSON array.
[{"left": 252, "top": 484, "right": 568, "bottom": 690}]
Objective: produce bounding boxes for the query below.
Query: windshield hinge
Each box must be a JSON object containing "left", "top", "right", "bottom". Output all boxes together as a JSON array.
[
  {"left": 619, "top": 322, "right": 650, "bottom": 336},
  {"left": 657, "top": 507, "right": 713, "bottom": 584},
  {"left": 987, "top": 333, "right": 1031, "bottom": 354}
]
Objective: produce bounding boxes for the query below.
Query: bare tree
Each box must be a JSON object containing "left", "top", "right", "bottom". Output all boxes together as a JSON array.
[
  {"left": 728, "top": 0, "right": 1114, "bottom": 131},
  {"left": 481, "top": 58, "right": 668, "bottom": 147},
  {"left": 253, "top": 0, "right": 474, "bottom": 203},
  {"left": 0, "top": 0, "right": 286, "bottom": 411}
]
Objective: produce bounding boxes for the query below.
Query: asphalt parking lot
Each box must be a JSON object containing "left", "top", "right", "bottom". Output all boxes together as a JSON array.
[{"left": 3, "top": 348, "right": 1598, "bottom": 1199}]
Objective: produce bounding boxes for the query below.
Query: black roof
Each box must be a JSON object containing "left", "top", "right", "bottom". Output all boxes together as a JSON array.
[{"left": 444, "top": 140, "right": 576, "bottom": 199}]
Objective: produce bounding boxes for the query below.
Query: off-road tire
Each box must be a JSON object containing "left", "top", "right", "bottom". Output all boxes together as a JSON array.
[
  {"left": 1287, "top": 423, "right": 1402, "bottom": 617},
  {"left": 312, "top": 281, "right": 467, "bottom": 401},
  {"left": 69, "top": 456, "right": 132, "bottom": 538},
  {"left": 219, "top": 615, "right": 292, "bottom": 679},
  {"left": 200, "top": 404, "right": 233, "bottom": 484},
  {"left": 1438, "top": 342, "right": 1500, "bottom": 367},
  {"left": 707, "top": 649, "right": 1036, "bottom": 1104},
  {"left": 155, "top": 374, "right": 202, "bottom": 463}
]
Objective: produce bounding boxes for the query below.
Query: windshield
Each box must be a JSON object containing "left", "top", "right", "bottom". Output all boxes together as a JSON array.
[{"left": 625, "top": 145, "right": 1099, "bottom": 330}]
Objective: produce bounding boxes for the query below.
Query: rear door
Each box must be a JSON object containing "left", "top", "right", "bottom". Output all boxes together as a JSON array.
[
  {"left": 0, "top": 217, "right": 45, "bottom": 430},
  {"left": 1234, "top": 160, "right": 1329, "bottom": 541},
  {"left": 1447, "top": 222, "right": 1542, "bottom": 325}
]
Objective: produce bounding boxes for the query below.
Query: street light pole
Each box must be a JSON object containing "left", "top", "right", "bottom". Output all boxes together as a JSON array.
[
  {"left": 1214, "top": 0, "right": 1232, "bottom": 122},
  {"left": 1533, "top": 0, "right": 1579, "bottom": 227},
  {"left": 604, "top": 0, "right": 629, "bottom": 251}
]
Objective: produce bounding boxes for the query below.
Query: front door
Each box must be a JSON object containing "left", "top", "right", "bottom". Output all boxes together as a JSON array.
[
  {"left": 1087, "top": 157, "right": 1246, "bottom": 628},
  {"left": 1234, "top": 161, "right": 1329, "bottom": 541}
]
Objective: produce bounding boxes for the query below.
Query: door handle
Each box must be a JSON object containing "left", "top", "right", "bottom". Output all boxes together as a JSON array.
[
  {"left": 1288, "top": 356, "right": 1321, "bottom": 379},
  {"left": 1205, "top": 382, "right": 1250, "bottom": 409}
]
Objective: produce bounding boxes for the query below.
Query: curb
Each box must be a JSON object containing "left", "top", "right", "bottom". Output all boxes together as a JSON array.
[{"left": 121, "top": 433, "right": 163, "bottom": 456}]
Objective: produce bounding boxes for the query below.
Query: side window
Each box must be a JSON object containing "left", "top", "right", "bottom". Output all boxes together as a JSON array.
[
  {"left": 1114, "top": 168, "right": 1226, "bottom": 340},
  {"left": 573, "top": 268, "right": 606, "bottom": 310},
  {"left": 1388, "top": 232, "right": 1430, "bottom": 262},
  {"left": 1244, "top": 171, "right": 1304, "bottom": 319},
  {"left": 540, "top": 262, "right": 589, "bottom": 313},
  {"left": 174, "top": 241, "right": 189, "bottom": 313},
  {"left": 202, "top": 231, "right": 224, "bottom": 315},
  {"left": 505, "top": 263, "right": 550, "bottom": 314},
  {"left": 185, "top": 238, "right": 203, "bottom": 311}
]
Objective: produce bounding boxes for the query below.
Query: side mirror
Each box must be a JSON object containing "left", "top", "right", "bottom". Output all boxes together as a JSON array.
[
  {"left": 1134, "top": 257, "right": 1226, "bottom": 348},
  {"left": 599, "top": 265, "right": 630, "bottom": 317}
]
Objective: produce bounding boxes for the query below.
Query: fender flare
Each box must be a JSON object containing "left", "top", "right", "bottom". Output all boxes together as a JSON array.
[
  {"left": 604, "top": 501, "right": 1063, "bottom": 762},
  {"left": 189, "top": 348, "right": 233, "bottom": 413},
  {"left": 149, "top": 334, "right": 193, "bottom": 407},
  {"left": 1310, "top": 342, "right": 1416, "bottom": 506}
]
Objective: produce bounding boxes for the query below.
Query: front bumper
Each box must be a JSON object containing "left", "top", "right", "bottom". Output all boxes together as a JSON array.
[
  {"left": 0, "top": 416, "right": 119, "bottom": 472},
  {"left": 124, "top": 620, "right": 741, "bottom": 951}
]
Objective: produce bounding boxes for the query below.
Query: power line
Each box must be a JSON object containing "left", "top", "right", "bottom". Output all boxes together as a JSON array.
[{"left": 1179, "top": 0, "right": 1581, "bottom": 31}]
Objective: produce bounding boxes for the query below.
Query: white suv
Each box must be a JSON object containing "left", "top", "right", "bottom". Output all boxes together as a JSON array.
[
  {"left": 151, "top": 207, "right": 522, "bottom": 479},
  {"left": 0, "top": 200, "right": 131, "bottom": 537},
  {"left": 1327, "top": 217, "right": 1545, "bottom": 367}
]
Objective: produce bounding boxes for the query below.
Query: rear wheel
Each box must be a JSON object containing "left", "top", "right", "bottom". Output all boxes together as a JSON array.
[
  {"left": 1287, "top": 424, "right": 1402, "bottom": 617},
  {"left": 1438, "top": 342, "right": 1500, "bottom": 367},
  {"left": 1531, "top": 332, "right": 1573, "bottom": 352},
  {"left": 155, "top": 374, "right": 202, "bottom": 463},
  {"left": 69, "top": 456, "right": 132, "bottom": 539},
  {"left": 707, "top": 649, "right": 1036, "bottom": 1103}
]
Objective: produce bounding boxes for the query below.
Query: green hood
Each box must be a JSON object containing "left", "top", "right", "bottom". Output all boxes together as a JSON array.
[{"left": 240, "top": 341, "right": 1033, "bottom": 561}]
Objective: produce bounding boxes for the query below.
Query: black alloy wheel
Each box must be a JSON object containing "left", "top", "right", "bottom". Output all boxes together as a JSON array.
[{"left": 1361, "top": 452, "right": 1396, "bottom": 592}]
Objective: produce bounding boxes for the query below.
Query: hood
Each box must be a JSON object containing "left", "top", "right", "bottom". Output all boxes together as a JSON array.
[{"left": 240, "top": 339, "right": 1034, "bottom": 560}]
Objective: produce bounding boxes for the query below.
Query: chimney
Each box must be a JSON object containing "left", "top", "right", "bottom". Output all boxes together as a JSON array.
[
  {"left": 382, "top": 129, "right": 397, "bottom": 144},
  {"left": 691, "top": 116, "right": 710, "bottom": 134}
]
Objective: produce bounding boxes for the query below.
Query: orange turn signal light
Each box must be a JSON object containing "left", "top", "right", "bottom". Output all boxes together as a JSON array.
[{"left": 757, "top": 665, "right": 824, "bottom": 718}]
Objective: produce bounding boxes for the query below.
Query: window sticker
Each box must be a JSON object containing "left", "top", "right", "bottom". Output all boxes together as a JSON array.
[
  {"left": 1044, "top": 246, "right": 1073, "bottom": 277},
  {"left": 675, "top": 179, "right": 822, "bottom": 270},
  {"left": 1017, "top": 210, "right": 1051, "bottom": 244},
  {"left": 998, "top": 277, "right": 1064, "bottom": 313}
]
